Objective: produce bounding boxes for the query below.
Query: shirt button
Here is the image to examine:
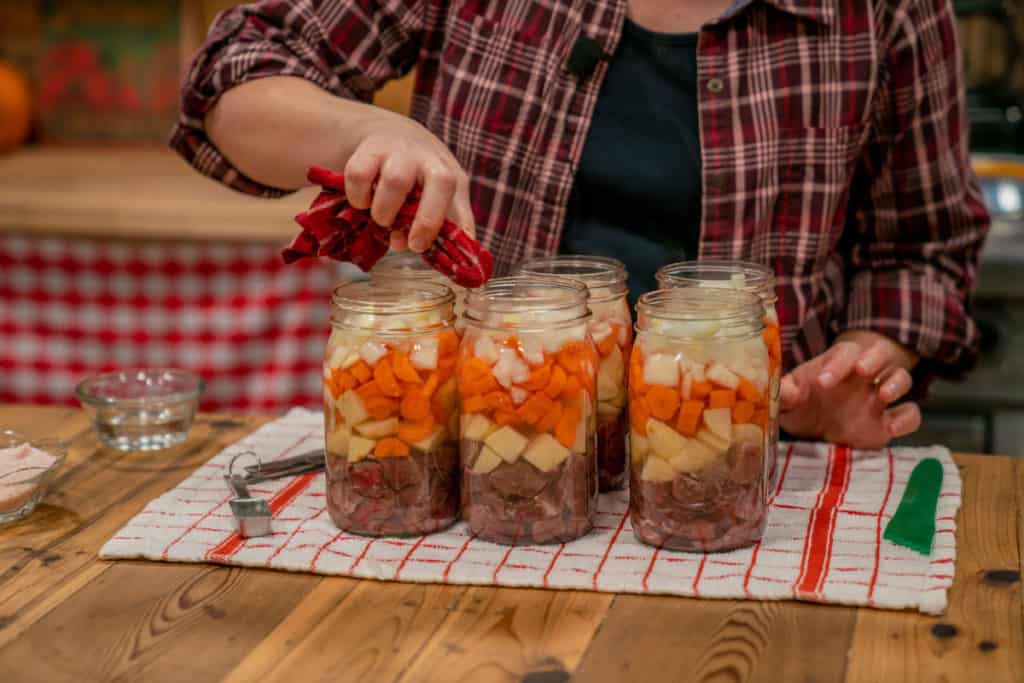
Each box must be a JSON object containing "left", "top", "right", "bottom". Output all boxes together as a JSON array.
[{"left": 706, "top": 78, "right": 725, "bottom": 94}]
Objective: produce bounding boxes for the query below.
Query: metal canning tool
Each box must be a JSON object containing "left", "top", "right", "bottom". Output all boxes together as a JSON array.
[
  {"left": 241, "top": 449, "right": 324, "bottom": 482},
  {"left": 222, "top": 450, "right": 325, "bottom": 538},
  {"left": 224, "top": 473, "right": 273, "bottom": 538}
]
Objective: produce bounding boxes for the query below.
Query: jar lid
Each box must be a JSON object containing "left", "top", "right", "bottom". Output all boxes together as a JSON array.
[
  {"left": 517, "top": 255, "right": 627, "bottom": 302},
  {"left": 464, "top": 275, "right": 590, "bottom": 328},
  {"left": 656, "top": 259, "right": 776, "bottom": 303},
  {"left": 637, "top": 288, "right": 765, "bottom": 339}
]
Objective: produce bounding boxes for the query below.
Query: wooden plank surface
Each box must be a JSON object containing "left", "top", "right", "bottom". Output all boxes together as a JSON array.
[
  {"left": 0, "top": 147, "right": 317, "bottom": 242},
  {"left": 0, "top": 405, "right": 1021, "bottom": 683}
]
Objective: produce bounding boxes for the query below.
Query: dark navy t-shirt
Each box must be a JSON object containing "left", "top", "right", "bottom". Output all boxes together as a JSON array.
[{"left": 560, "top": 20, "right": 701, "bottom": 304}]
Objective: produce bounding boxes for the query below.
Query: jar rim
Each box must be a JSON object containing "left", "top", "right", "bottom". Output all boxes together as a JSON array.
[
  {"left": 637, "top": 288, "right": 765, "bottom": 331},
  {"left": 464, "top": 275, "right": 591, "bottom": 329},
  {"left": 331, "top": 279, "right": 455, "bottom": 315},
  {"left": 517, "top": 255, "right": 627, "bottom": 298},
  {"left": 369, "top": 252, "right": 464, "bottom": 289},
  {"left": 656, "top": 259, "right": 777, "bottom": 301}
]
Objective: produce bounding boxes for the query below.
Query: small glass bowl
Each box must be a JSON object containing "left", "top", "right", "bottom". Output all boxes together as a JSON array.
[
  {"left": 0, "top": 431, "right": 67, "bottom": 525},
  {"left": 75, "top": 369, "right": 205, "bottom": 451}
]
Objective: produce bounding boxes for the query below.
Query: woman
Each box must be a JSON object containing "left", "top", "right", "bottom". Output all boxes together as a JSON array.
[{"left": 172, "top": 0, "right": 989, "bottom": 448}]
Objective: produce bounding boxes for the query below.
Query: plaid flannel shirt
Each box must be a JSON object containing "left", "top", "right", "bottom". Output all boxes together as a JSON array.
[{"left": 171, "top": 0, "right": 989, "bottom": 378}]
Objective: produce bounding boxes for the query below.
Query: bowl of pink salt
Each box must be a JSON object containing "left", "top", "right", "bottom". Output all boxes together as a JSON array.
[{"left": 0, "top": 430, "right": 67, "bottom": 525}]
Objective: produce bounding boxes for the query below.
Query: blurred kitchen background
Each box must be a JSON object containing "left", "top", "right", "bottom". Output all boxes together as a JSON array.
[{"left": 0, "top": 1, "right": 1021, "bottom": 454}]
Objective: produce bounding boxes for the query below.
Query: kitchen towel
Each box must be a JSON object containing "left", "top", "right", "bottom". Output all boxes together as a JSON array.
[{"left": 100, "top": 408, "right": 961, "bottom": 614}]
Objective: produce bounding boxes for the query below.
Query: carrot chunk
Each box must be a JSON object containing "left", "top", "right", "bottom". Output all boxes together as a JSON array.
[
  {"left": 484, "top": 390, "right": 513, "bottom": 412},
  {"left": 494, "top": 410, "right": 521, "bottom": 427},
  {"left": 543, "top": 365, "right": 568, "bottom": 399},
  {"left": 751, "top": 408, "right": 769, "bottom": 430},
  {"left": 691, "top": 380, "right": 713, "bottom": 400},
  {"left": 392, "top": 351, "right": 422, "bottom": 383},
  {"left": 675, "top": 399, "right": 704, "bottom": 436},
  {"left": 596, "top": 326, "right": 618, "bottom": 356},
  {"left": 398, "top": 416, "right": 435, "bottom": 444},
  {"left": 629, "top": 348, "right": 647, "bottom": 395},
  {"left": 520, "top": 361, "right": 552, "bottom": 391},
  {"left": 630, "top": 395, "right": 650, "bottom": 435},
  {"left": 555, "top": 403, "right": 581, "bottom": 448},
  {"left": 646, "top": 385, "right": 681, "bottom": 422},
  {"left": 356, "top": 380, "right": 383, "bottom": 400},
  {"left": 374, "top": 357, "right": 403, "bottom": 397},
  {"left": 420, "top": 372, "right": 440, "bottom": 398},
  {"left": 375, "top": 437, "right": 410, "bottom": 458},
  {"left": 400, "top": 392, "right": 432, "bottom": 421},
  {"left": 438, "top": 329, "right": 460, "bottom": 356},
  {"left": 364, "top": 396, "right": 399, "bottom": 420},
  {"left": 349, "top": 360, "right": 372, "bottom": 384},
  {"left": 561, "top": 374, "right": 584, "bottom": 402},
  {"left": 732, "top": 400, "right": 756, "bottom": 424},
  {"left": 462, "top": 395, "right": 489, "bottom": 414},
  {"left": 535, "top": 401, "right": 563, "bottom": 434},
  {"left": 737, "top": 377, "right": 763, "bottom": 405},
  {"left": 708, "top": 390, "right": 737, "bottom": 410}
]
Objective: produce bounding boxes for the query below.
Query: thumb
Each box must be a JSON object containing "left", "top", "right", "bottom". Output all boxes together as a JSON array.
[{"left": 779, "top": 373, "right": 808, "bottom": 412}]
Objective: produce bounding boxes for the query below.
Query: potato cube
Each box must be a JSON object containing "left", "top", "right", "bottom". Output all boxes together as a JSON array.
[
  {"left": 484, "top": 426, "right": 530, "bottom": 462},
  {"left": 339, "top": 390, "right": 370, "bottom": 425},
  {"left": 669, "top": 438, "right": 719, "bottom": 473},
  {"left": 348, "top": 436, "right": 376, "bottom": 462},
  {"left": 643, "top": 353, "right": 679, "bottom": 387},
  {"left": 355, "top": 417, "right": 399, "bottom": 438},
  {"left": 706, "top": 363, "right": 739, "bottom": 390},
  {"left": 733, "top": 423, "right": 764, "bottom": 447},
  {"left": 702, "top": 407, "right": 733, "bottom": 441},
  {"left": 473, "top": 445, "right": 503, "bottom": 474},
  {"left": 326, "top": 424, "right": 350, "bottom": 455},
  {"left": 630, "top": 430, "right": 649, "bottom": 465},
  {"left": 695, "top": 427, "right": 730, "bottom": 454},
  {"left": 646, "top": 418, "right": 689, "bottom": 462},
  {"left": 522, "top": 433, "right": 571, "bottom": 472},
  {"left": 461, "top": 414, "right": 497, "bottom": 441},
  {"left": 641, "top": 456, "right": 677, "bottom": 482},
  {"left": 597, "top": 346, "right": 625, "bottom": 401}
]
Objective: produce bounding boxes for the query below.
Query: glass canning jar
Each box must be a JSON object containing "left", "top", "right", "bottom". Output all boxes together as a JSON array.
[
  {"left": 370, "top": 251, "right": 468, "bottom": 323},
  {"left": 458, "top": 276, "right": 598, "bottom": 545},
  {"left": 656, "top": 260, "right": 782, "bottom": 486},
  {"left": 517, "top": 256, "right": 631, "bottom": 492},
  {"left": 323, "top": 280, "right": 461, "bottom": 536},
  {"left": 629, "top": 288, "right": 773, "bottom": 552}
]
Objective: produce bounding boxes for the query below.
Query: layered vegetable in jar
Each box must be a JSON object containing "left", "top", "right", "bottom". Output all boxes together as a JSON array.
[
  {"left": 656, "top": 260, "right": 783, "bottom": 486},
  {"left": 458, "top": 276, "right": 598, "bottom": 545},
  {"left": 518, "top": 256, "right": 631, "bottom": 491},
  {"left": 323, "top": 280, "right": 460, "bottom": 535},
  {"left": 629, "top": 288, "right": 773, "bottom": 552}
]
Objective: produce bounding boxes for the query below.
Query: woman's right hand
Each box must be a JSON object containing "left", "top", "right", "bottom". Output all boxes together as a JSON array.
[{"left": 344, "top": 111, "right": 475, "bottom": 253}]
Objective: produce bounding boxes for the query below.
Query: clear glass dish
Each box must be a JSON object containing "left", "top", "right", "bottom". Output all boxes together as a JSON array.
[
  {"left": 0, "top": 430, "right": 67, "bottom": 525},
  {"left": 75, "top": 369, "right": 205, "bottom": 451}
]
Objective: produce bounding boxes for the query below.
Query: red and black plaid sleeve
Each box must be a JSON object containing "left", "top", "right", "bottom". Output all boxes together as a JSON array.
[
  {"left": 842, "top": 0, "right": 989, "bottom": 378},
  {"left": 170, "top": 0, "right": 427, "bottom": 197}
]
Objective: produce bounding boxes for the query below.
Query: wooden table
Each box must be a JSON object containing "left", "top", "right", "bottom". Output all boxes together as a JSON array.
[{"left": 0, "top": 405, "right": 1020, "bottom": 682}]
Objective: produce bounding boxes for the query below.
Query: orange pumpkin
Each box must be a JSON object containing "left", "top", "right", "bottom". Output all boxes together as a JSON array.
[{"left": 0, "top": 61, "right": 31, "bottom": 153}]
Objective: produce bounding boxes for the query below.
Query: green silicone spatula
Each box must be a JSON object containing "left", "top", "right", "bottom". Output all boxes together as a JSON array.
[{"left": 883, "top": 457, "right": 943, "bottom": 555}]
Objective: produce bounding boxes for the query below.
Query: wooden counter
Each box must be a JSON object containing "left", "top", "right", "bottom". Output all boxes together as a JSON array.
[
  {"left": 0, "top": 147, "right": 318, "bottom": 243},
  {"left": 0, "top": 405, "right": 1020, "bottom": 682}
]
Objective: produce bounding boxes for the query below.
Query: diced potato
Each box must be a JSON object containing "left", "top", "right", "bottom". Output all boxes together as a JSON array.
[
  {"left": 412, "top": 427, "right": 446, "bottom": 452},
  {"left": 519, "top": 336, "right": 545, "bottom": 366},
  {"left": 461, "top": 414, "right": 497, "bottom": 441},
  {"left": 358, "top": 341, "right": 389, "bottom": 365},
  {"left": 706, "top": 363, "right": 739, "bottom": 390},
  {"left": 597, "top": 345, "right": 625, "bottom": 400},
  {"left": 410, "top": 338, "right": 439, "bottom": 370},
  {"left": 484, "top": 426, "right": 530, "bottom": 462},
  {"left": 510, "top": 386, "right": 530, "bottom": 405},
  {"left": 640, "top": 456, "right": 677, "bottom": 482},
  {"left": 355, "top": 417, "right": 399, "bottom": 438},
  {"left": 348, "top": 436, "right": 376, "bottom": 462},
  {"left": 474, "top": 335, "right": 500, "bottom": 365},
  {"left": 630, "top": 430, "right": 649, "bottom": 465},
  {"left": 733, "top": 423, "right": 764, "bottom": 447},
  {"left": 326, "top": 424, "right": 351, "bottom": 455},
  {"left": 473, "top": 446, "right": 503, "bottom": 474},
  {"left": 522, "top": 433, "right": 571, "bottom": 472},
  {"left": 494, "top": 347, "right": 529, "bottom": 388},
  {"left": 590, "top": 320, "right": 613, "bottom": 344},
  {"left": 643, "top": 353, "right": 679, "bottom": 387},
  {"left": 696, "top": 427, "right": 730, "bottom": 454},
  {"left": 647, "top": 418, "right": 689, "bottom": 462},
  {"left": 702, "top": 407, "right": 733, "bottom": 441},
  {"left": 669, "top": 437, "right": 719, "bottom": 473},
  {"left": 339, "top": 390, "right": 370, "bottom": 425}
]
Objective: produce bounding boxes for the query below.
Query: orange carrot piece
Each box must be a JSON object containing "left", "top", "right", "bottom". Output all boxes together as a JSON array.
[
  {"left": 398, "top": 416, "right": 435, "bottom": 444},
  {"left": 629, "top": 348, "right": 647, "bottom": 396},
  {"left": 554, "top": 403, "right": 580, "bottom": 448},
  {"left": 543, "top": 365, "right": 568, "bottom": 399},
  {"left": 520, "top": 361, "right": 552, "bottom": 391},
  {"left": 484, "top": 390, "right": 513, "bottom": 412},
  {"left": 375, "top": 437, "right": 410, "bottom": 458},
  {"left": 675, "top": 399, "right": 704, "bottom": 436},
  {"left": 420, "top": 372, "right": 440, "bottom": 398},
  {"left": 400, "top": 392, "right": 432, "bottom": 421},
  {"left": 349, "top": 360, "right": 372, "bottom": 384},
  {"left": 708, "top": 390, "right": 737, "bottom": 410},
  {"left": 494, "top": 410, "right": 521, "bottom": 427},
  {"left": 732, "top": 400, "right": 755, "bottom": 424},
  {"left": 356, "top": 380, "right": 383, "bottom": 400},
  {"left": 557, "top": 342, "right": 586, "bottom": 375},
  {"left": 630, "top": 395, "right": 650, "bottom": 435},
  {"left": 646, "top": 385, "right": 681, "bottom": 422},
  {"left": 364, "top": 396, "right": 399, "bottom": 420},
  {"left": 534, "top": 401, "right": 563, "bottom": 433},
  {"left": 561, "top": 374, "right": 583, "bottom": 402},
  {"left": 392, "top": 351, "right": 422, "bottom": 383},
  {"left": 751, "top": 408, "right": 769, "bottom": 430},
  {"left": 737, "top": 377, "right": 763, "bottom": 405},
  {"left": 516, "top": 393, "right": 554, "bottom": 426},
  {"left": 373, "top": 357, "right": 403, "bottom": 397},
  {"left": 438, "top": 329, "right": 460, "bottom": 356},
  {"left": 459, "top": 357, "right": 492, "bottom": 383},
  {"left": 462, "top": 395, "right": 489, "bottom": 414},
  {"left": 691, "top": 380, "right": 713, "bottom": 400}
]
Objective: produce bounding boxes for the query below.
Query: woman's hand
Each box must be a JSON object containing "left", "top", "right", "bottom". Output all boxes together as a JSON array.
[
  {"left": 778, "top": 330, "right": 921, "bottom": 449},
  {"left": 345, "top": 111, "right": 475, "bottom": 253}
]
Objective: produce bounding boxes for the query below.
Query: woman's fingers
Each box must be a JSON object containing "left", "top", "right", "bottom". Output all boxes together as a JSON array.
[
  {"left": 883, "top": 401, "right": 922, "bottom": 438},
  {"left": 389, "top": 232, "right": 408, "bottom": 251},
  {"left": 817, "top": 341, "right": 861, "bottom": 388},
  {"left": 878, "top": 367, "right": 913, "bottom": 404},
  {"left": 408, "top": 164, "right": 457, "bottom": 252},
  {"left": 779, "top": 374, "right": 807, "bottom": 411},
  {"left": 371, "top": 156, "right": 418, "bottom": 228},
  {"left": 344, "top": 148, "right": 384, "bottom": 210},
  {"left": 854, "top": 339, "right": 891, "bottom": 378}
]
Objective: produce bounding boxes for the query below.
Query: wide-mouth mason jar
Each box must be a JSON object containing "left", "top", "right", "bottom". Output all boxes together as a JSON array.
[
  {"left": 517, "top": 256, "right": 631, "bottom": 492},
  {"left": 370, "top": 250, "right": 468, "bottom": 324},
  {"left": 323, "top": 280, "right": 461, "bottom": 536},
  {"left": 629, "top": 288, "right": 773, "bottom": 552},
  {"left": 458, "top": 275, "right": 598, "bottom": 545},
  {"left": 656, "top": 260, "right": 782, "bottom": 486}
]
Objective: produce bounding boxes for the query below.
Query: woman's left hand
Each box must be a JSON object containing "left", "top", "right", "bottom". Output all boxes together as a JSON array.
[{"left": 778, "top": 330, "right": 922, "bottom": 449}]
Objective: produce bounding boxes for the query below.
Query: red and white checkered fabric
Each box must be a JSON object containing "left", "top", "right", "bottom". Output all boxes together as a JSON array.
[
  {"left": 100, "top": 409, "right": 961, "bottom": 614},
  {"left": 0, "top": 233, "right": 355, "bottom": 412}
]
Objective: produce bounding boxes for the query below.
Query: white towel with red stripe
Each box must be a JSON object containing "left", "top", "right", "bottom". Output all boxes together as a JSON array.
[{"left": 100, "top": 408, "right": 961, "bottom": 614}]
